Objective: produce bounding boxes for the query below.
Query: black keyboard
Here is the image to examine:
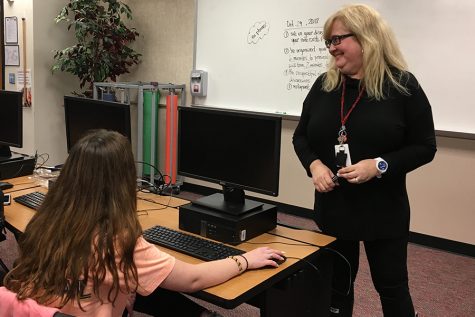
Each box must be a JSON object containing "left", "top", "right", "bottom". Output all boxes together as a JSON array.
[
  {"left": 143, "top": 225, "right": 245, "bottom": 261},
  {"left": 14, "top": 191, "right": 45, "bottom": 210}
]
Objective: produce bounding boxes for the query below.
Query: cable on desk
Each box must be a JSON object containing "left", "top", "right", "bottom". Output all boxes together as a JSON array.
[
  {"left": 136, "top": 175, "right": 173, "bottom": 196},
  {"left": 137, "top": 185, "right": 174, "bottom": 211},
  {"left": 138, "top": 195, "right": 172, "bottom": 208},
  {"left": 136, "top": 210, "right": 149, "bottom": 217},
  {"left": 135, "top": 161, "right": 172, "bottom": 195},
  {"left": 136, "top": 205, "right": 171, "bottom": 213},
  {"left": 285, "top": 256, "right": 320, "bottom": 276},
  {"left": 158, "top": 174, "right": 174, "bottom": 195},
  {"left": 243, "top": 240, "right": 320, "bottom": 247},
  {"left": 136, "top": 178, "right": 160, "bottom": 194},
  {"left": 134, "top": 160, "right": 179, "bottom": 197},
  {"left": 34, "top": 152, "right": 50, "bottom": 169},
  {"left": 136, "top": 202, "right": 176, "bottom": 215},
  {"left": 276, "top": 220, "right": 322, "bottom": 233}
]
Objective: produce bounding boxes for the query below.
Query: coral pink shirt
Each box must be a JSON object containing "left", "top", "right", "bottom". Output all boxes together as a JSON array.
[{"left": 56, "top": 236, "right": 175, "bottom": 317}]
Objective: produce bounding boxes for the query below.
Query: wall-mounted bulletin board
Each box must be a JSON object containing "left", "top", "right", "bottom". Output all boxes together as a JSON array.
[{"left": 194, "top": 0, "right": 475, "bottom": 137}]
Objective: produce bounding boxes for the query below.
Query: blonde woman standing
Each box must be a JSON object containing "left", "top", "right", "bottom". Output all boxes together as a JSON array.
[{"left": 293, "top": 4, "right": 436, "bottom": 316}]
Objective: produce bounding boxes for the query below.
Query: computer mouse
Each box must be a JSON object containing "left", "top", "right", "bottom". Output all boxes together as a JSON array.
[
  {"left": 0, "top": 182, "right": 13, "bottom": 190},
  {"left": 274, "top": 255, "right": 287, "bottom": 265},
  {"left": 264, "top": 255, "right": 287, "bottom": 268}
]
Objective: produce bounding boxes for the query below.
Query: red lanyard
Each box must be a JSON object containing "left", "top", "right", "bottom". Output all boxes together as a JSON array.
[{"left": 340, "top": 78, "right": 365, "bottom": 127}]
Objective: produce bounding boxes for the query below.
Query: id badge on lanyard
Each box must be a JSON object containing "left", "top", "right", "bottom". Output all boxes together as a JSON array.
[
  {"left": 334, "top": 78, "right": 364, "bottom": 168},
  {"left": 335, "top": 133, "right": 352, "bottom": 167}
]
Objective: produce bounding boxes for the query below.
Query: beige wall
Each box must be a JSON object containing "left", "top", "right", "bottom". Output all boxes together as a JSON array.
[
  {"left": 408, "top": 137, "right": 475, "bottom": 244},
  {"left": 122, "top": 0, "right": 195, "bottom": 105},
  {"left": 9, "top": 0, "right": 474, "bottom": 246},
  {"left": 32, "top": 0, "right": 81, "bottom": 163}
]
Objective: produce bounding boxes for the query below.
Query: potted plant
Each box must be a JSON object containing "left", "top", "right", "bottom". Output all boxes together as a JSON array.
[{"left": 52, "top": 0, "right": 141, "bottom": 96}]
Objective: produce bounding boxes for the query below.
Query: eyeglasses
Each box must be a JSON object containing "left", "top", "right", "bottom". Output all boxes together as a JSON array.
[{"left": 324, "top": 33, "right": 355, "bottom": 48}]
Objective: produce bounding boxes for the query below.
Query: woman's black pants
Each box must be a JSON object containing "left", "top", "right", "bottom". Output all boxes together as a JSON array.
[{"left": 329, "top": 236, "right": 415, "bottom": 317}]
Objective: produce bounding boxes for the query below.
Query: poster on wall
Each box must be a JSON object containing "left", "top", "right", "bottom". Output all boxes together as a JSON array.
[
  {"left": 5, "top": 16, "right": 19, "bottom": 44},
  {"left": 5, "top": 45, "right": 20, "bottom": 66},
  {"left": 17, "top": 69, "right": 31, "bottom": 87}
]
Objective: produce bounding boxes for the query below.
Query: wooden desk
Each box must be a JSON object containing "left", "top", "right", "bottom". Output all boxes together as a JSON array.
[
  {"left": 137, "top": 191, "right": 190, "bottom": 208},
  {"left": 2, "top": 175, "right": 42, "bottom": 194},
  {"left": 4, "top": 186, "right": 336, "bottom": 316}
]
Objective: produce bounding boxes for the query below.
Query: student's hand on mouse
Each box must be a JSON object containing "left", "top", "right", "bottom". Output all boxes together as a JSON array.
[
  {"left": 243, "top": 247, "right": 286, "bottom": 269},
  {"left": 309, "top": 159, "right": 337, "bottom": 193}
]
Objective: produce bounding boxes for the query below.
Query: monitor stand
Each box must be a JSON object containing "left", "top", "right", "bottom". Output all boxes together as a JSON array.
[
  {"left": 0, "top": 146, "right": 25, "bottom": 163},
  {"left": 191, "top": 186, "right": 263, "bottom": 216}
]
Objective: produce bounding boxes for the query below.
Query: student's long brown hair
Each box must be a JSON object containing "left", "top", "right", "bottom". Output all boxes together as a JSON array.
[{"left": 4, "top": 130, "right": 142, "bottom": 308}]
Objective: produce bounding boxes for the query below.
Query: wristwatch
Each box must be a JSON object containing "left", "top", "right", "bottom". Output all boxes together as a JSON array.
[{"left": 375, "top": 157, "right": 388, "bottom": 178}]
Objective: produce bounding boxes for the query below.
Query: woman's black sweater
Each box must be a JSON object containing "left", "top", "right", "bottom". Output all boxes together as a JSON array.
[{"left": 293, "top": 73, "right": 437, "bottom": 240}]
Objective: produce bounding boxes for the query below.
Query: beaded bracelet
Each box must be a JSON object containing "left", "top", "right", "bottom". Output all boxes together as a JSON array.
[
  {"left": 228, "top": 256, "right": 244, "bottom": 273},
  {"left": 237, "top": 254, "right": 249, "bottom": 271}
]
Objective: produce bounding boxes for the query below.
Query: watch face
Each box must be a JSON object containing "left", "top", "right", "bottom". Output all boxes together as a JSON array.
[{"left": 378, "top": 161, "right": 388, "bottom": 171}]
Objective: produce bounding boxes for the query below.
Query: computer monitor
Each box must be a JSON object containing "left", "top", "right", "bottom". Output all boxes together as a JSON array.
[
  {"left": 178, "top": 106, "right": 281, "bottom": 215},
  {"left": 0, "top": 90, "right": 23, "bottom": 162},
  {"left": 64, "top": 96, "right": 131, "bottom": 151}
]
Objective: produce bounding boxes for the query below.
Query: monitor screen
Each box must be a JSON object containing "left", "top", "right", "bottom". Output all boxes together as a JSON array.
[
  {"left": 0, "top": 90, "right": 23, "bottom": 160},
  {"left": 64, "top": 96, "right": 131, "bottom": 151},
  {"left": 178, "top": 106, "right": 281, "bottom": 214}
]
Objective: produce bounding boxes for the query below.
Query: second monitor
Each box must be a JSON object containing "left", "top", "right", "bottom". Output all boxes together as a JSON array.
[
  {"left": 64, "top": 96, "right": 131, "bottom": 151},
  {"left": 178, "top": 106, "right": 282, "bottom": 215}
]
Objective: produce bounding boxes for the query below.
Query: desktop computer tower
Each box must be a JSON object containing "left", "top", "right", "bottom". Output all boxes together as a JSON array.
[
  {"left": 248, "top": 247, "right": 334, "bottom": 316},
  {"left": 0, "top": 156, "right": 36, "bottom": 180},
  {"left": 179, "top": 202, "right": 277, "bottom": 245}
]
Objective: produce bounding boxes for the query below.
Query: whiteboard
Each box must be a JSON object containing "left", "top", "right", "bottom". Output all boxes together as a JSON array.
[{"left": 194, "top": 0, "right": 475, "bottom": 135}]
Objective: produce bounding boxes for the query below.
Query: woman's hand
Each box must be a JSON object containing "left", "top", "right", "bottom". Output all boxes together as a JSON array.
[
  {"left": 243, "top": 247, "right": 286, "bottom": 269},
  {"left": 309, "top": 159, "right": 338, "bottom": 192},
  {"left": 337, "top": 159, "right": 380, "bottom": 184}
]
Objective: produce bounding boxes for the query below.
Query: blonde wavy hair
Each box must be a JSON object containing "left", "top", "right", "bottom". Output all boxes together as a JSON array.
[{"left": 323, "top": 4, "right": 409, "bottom": 99}]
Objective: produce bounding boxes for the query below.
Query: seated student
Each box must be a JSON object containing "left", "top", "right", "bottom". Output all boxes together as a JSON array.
[{"left": 3, "top": 130, "right": 285, "bottom": 316}]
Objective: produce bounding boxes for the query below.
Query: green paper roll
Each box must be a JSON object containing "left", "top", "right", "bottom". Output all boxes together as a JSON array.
[{"left": 143, "top": 91, "right": 159, "bottom": 175}]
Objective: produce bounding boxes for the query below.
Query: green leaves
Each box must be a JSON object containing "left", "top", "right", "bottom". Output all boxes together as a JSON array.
[{"left": 52, "top": 0, "right": 141, "bottom": 89}]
